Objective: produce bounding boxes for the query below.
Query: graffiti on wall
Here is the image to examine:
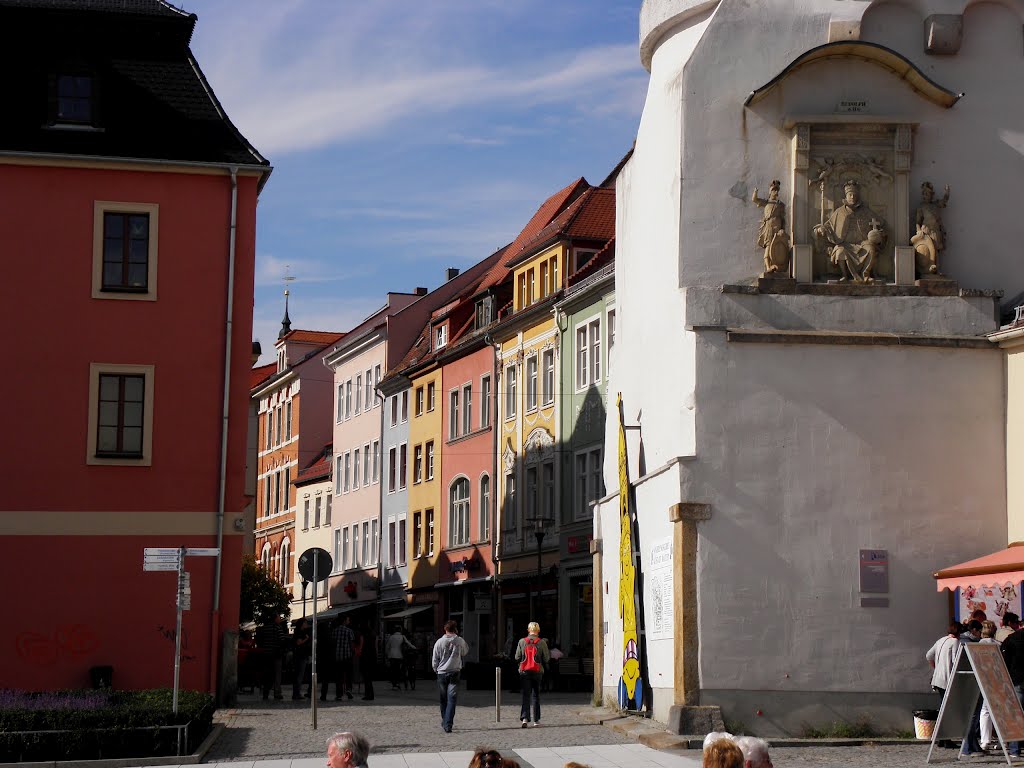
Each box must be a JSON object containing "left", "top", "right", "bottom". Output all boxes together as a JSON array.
[
  {"left": 617, "top": 393, "right": 643, "bottom": 710},
  {"left": 156, "top": 625, "right": 197, "bottom": 662},
  {"left": 15, "top": 624, "right": 99, "bottom": 667}
]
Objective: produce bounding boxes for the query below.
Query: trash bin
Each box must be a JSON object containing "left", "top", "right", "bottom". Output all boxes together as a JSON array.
[
  {"left": 913, "top": 709, "right": 939, "bottom": 740},
  {"left": 89, "top": 665, "right": 113, "bottom": 689}
]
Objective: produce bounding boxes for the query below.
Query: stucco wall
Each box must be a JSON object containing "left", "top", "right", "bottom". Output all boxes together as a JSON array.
[{"left": 1007, "top": 343, "right": 1024, "bottom": 542}]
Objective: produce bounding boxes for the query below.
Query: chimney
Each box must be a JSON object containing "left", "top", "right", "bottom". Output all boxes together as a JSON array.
[
  {"left": 415, "top": 287, "right": 428, "bottom": 296},
  {"left": 445, "top": 267, "right": 460, "bottom": 282}
]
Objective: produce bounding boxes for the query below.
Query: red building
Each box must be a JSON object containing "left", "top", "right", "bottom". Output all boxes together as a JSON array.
[{"left": 0, "top": 0, "right": 270, "bottom": 696}]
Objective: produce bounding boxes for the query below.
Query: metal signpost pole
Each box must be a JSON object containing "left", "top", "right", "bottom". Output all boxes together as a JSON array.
[
  {"left": 312, "top": 555, "right": 318, "bottom": 730},
  {"left": 173, "top": 546, "right": 185, "bottom": 715}
]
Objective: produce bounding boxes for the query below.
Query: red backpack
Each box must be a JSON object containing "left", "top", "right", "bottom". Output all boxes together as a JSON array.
[{"left": 519, "top": 637, "right": 542, "bottom": 673}]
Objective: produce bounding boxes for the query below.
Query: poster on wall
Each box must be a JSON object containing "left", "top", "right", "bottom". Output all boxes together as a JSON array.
[
  {"left": 648, "top": 537, "right": 674, "bottom": 641},
  {"left": 957, "top": 583, "right": 1022, "bottom": 624}
]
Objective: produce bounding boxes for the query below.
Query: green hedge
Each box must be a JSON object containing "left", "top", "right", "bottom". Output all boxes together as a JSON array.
[{"left": 0, "top": 688, "right": 214, "bottom": 762}]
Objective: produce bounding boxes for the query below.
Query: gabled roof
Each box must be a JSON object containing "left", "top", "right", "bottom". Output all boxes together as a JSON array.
[
  {"left": 567, "top": 236, "right": 615, "bottom": 287},
  {"left": 249, "top": 362, "right": 276, "bottom": 390},
  {"left": 0, "top": 0, "right": 270, "bottom": 170},
  {"left": 505, "top": 186, "right": 615, "bottom": 269},
  {"left": 280, "top": 330, "right": 345, "bottom": 345},
  {"left": 472, "top": 178, "right": 590, "bottom": 298}
]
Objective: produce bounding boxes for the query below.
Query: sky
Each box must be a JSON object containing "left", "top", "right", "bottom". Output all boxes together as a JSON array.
[{"left": 180, "top": 1, "right": 649, "bottom": 364}]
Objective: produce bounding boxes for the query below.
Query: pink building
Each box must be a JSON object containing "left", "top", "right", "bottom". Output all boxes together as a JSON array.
[{"left": 0, "top": 0, "right": 270, "bottom": 695}]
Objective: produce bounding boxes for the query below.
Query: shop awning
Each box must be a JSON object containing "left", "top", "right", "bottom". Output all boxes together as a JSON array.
[
  {"left": 934, "top": 544, "right": 1024, "bottom": 591},
  {"left": 382, "top": 604, "right": 434, "bottom": 620},
  {"left": 433, "top": 576, "right": 493, "bottom": 588},
  {"left": 307, "top": 602, "right": 371, "bottom": 621}
]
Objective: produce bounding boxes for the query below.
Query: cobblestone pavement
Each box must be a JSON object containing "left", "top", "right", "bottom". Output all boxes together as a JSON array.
[
  {"left": 206, "top": 686, "right": 629, "bottom": 761},
  {"left": 204, "top": 685, "right": 1023, "bottom": 767}
]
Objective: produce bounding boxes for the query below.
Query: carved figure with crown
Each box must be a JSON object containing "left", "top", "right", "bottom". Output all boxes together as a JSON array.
[{"left": 812, "top": 179, "right": 888, "bottom": 283}]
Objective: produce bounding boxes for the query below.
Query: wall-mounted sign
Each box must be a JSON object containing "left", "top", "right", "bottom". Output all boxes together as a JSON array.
[
  {"left": 836, "top": 100, "right": 868, "bottom": 113},
  {"left": 859, "top": 549, "right": 889, "bottom": 593}
]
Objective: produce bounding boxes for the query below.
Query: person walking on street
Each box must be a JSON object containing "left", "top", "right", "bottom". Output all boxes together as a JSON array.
[
  {"left": 431, "top": 619, "right": 468, "bottom": 733},
  {"left": 515, "top": 621, "right": 550, "bottom": 727},
  {"left": 255, "top": 613, "right": 287, "bottom": 701},
  {"left": 331, "top": 615, "right": 356, "bottom": 701},
  {"left": 291, "top": 617, "right": 311, "bottom": 699},
  {"left": 385, "top": 625, "right": 415, "bottom": 690}
]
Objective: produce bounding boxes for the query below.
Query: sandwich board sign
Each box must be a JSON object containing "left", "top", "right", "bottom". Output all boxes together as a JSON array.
[{"left": 928, "top": 643, "right": 1024, "bottom": 765}]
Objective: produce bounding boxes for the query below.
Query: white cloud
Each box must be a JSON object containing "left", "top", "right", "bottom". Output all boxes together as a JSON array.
[{"left": 186, "top": 2, "right": 645, "bottom": 156}]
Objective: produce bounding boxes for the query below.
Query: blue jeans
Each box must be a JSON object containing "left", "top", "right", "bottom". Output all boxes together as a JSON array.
[
  {"left": 1010, "top": 684, "right": 1024, "bottom": 755},
  {"left": 437, "top": 671, "right": 460, "bottom": 731},
  {"left": 520, "top": 671, "right": 542, "bottom": 722}
]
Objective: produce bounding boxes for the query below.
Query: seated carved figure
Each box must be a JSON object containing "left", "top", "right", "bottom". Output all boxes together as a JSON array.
[{"left": 813, "top": 180, "right": 887, "bottom": 283}]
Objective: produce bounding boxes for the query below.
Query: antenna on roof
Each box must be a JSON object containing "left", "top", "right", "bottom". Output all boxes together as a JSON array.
[{"left": 279, "top": 265, "right": 296, "bottom": 339}]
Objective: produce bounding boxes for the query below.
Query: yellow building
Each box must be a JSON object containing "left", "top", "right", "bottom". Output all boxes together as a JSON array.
[{"left": 492, "top": 184, "right": 615, "bottom": 636}]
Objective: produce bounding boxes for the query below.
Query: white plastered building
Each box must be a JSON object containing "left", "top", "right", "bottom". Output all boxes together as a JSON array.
[{"left": 596, "top": 0, "right": 1023, "bottom": 734}]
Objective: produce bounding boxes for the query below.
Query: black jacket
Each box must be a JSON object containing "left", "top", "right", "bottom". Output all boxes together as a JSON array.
[{"left": 1002, "top": 629, "right": 1024, "bottom": 685}]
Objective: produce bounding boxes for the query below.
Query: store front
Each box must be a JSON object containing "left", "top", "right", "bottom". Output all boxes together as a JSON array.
[{"left": 934, "top": 545, "right": 1024, "bottom": 621}]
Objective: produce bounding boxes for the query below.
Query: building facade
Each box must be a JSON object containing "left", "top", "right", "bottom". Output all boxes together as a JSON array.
[
  {"left": 0, "top": 0, "right": 270, "bottom": 694},
  {"left": 597, "top": 0, "right": 1017, "bottom": 733}
]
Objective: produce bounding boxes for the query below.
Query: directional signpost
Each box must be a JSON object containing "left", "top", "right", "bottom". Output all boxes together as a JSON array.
[
  {"left": 142, "top": 546, "right": 219, "bottom": 714},
  {"left": 298, "top": 547, "right": 332, "bottom": 730}
]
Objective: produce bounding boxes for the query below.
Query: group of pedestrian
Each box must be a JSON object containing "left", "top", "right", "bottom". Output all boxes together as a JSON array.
[
  {"left": 385, "top": 624, "right": 420, "bottom": 690},
  {"left": 926, "top": 608, "right": 1023, "bottom": 756},
  {"left": 702, "top": 732, "right": 773, "bottom": 768},
  {"left": 428, "top": 618, "right": 553, "bottom": 733}
]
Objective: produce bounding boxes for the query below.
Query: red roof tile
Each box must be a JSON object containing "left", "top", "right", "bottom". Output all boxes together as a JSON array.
[
  {"left": 567, "top": 237, "right": 615, "bottom": 286},
  {"left": 295, "top": 443, "right": 333, "bottom": 485},
  {"left": 473, "top": 178, "right": 591, "bottom": 296},
  {"left": 508, "top": 186, "right": 615, "bottom": 267},
  {"left": 249, "top": 362, "right": 276, "bottom": 390},
  {"left": 280, "top": 330, "right": 345, "bottom": 345}
]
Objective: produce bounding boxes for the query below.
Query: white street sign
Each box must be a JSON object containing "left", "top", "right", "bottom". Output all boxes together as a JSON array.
[
  {"left": 185, "top": 548, "right": 220, "bottom": 557},
  {"left": 145, "top": 556, "right": 179, "bottom": 564},
  {"left": 178, "top": 597, "right": 191, "bottom": 611},
  {"left": 145, "top": 547, "right": 181, "bottom": 557},
  {"left": 143, "top": 562, "right": 178, "bottom": 572}
]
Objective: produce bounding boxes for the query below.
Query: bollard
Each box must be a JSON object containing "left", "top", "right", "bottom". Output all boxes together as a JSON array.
[{"left": 495, "top": 666, "right": 501, "bottom": 722}]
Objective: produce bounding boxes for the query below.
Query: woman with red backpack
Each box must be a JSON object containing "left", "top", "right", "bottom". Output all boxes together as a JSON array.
[{"left": 515, "top": 621, "right": 550, "bottom": 727}]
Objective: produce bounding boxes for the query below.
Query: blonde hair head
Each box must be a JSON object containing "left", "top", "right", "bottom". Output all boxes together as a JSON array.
[{"left": 528, "top": 622, "right": 540, "bottom": 635}]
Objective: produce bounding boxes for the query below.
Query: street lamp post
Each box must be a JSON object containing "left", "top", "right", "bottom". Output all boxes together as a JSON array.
[{"left": 525, "top": 516, "right": 553, "bottom": 618}]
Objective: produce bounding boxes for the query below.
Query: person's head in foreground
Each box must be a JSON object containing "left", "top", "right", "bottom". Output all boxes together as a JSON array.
[
  {"left": 735, "top": 736, "right": 773, "bottom": 768},
  {"left": 702, "top": 732, "right": 734, "bottom": 750},
  {"left": 563, "top": 763, "right": 591, "bottom": 768},
  {"left": 326, "top": 732, "right": 370, "bottom": 768},
  {"left": 468, "top": 749, "right": 503, "bottom": 768},
  {"left": 703, "top": 738, "right": 743, "bottom": 768}
]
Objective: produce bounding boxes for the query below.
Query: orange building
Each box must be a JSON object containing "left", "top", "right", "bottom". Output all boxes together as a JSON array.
[{"left": 0, "top": 0, "right": 270, "bottom": 696}]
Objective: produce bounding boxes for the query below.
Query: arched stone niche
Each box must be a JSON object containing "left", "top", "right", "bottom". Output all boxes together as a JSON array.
[{"left": 745, "top": 41, "right": 961, "bottom": 284}]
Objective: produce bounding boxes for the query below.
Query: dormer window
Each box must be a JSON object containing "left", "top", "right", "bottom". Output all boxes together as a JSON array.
[
  {"left": 435, "top": 324, "right": 448, "bottom": 349},
  {"left": 277, "top": 349, "right": 286, "bottom": 372},
  {"left": 475, "top": 296, "right": 493, "bottom": 329},
  {"left": 573, "top": 249, "right": 598, "bottom": 272},
  {"left": 54, "top": 73, "right": 95, "bottom": 125}
]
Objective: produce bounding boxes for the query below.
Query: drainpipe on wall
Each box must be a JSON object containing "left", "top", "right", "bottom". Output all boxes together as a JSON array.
[
  {"left": 211, "top": 166, "right": 239, "bottom": 695},
  {"left": 375, "top": 381, "right": 386, "bottom": 635},
  {"left": 484, "top": 332, "right": 502, "bottom": 656}
]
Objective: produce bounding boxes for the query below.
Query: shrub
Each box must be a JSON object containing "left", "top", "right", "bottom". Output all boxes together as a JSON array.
[{"left": 0, "top": 688, "right": 214, "bottom": 762}]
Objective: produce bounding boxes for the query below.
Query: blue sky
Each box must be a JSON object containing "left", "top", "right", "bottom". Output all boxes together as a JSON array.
[{"left": 181, "top": 1, "right": 648, "bottom": 363}]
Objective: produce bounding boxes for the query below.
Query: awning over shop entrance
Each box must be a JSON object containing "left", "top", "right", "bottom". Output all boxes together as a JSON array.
[
  {"left": 934, "top": 544, "right": 1024, "bottom": 591},
  {"left": 308, "top": 602, "right": 372, "bottom": 621},
  {"left": 382, "top": 604, "right": 434, "bottom": 620}
]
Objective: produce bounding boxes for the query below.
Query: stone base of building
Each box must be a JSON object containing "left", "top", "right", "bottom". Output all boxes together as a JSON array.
[
  {"left": 699, "top": 688, "right": 942, "bottom": 737},
  {"left": 667, "top": 704, "right": 725, "bottom": 736}
]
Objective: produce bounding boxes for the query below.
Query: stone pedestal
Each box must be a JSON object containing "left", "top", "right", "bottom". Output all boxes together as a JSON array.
[
  {"left": 916, "top": 276, "right": 959, "bottom": 296},
  {"left": 757, "top": 274, "right": 797, "bottom": 294}
]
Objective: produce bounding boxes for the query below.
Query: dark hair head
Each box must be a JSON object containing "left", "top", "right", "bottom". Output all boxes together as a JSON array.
[
  {"left": 444, "top": 619, "right": 459, "bottom": 634},
  {"left": 1004, "top": 612, "right": 1020, "bottom": 628},
  {"left": 949, "top": 621, "right": 963, "bottom": 635},
  {"left": 968, "top": 620, "right": 984, "bottom": 632},
  {"left": 971, "top": 609, "right": 987, "bottom": 622},
  {"left": 468, "top": 749, "right": 503, "bottom": 768}
]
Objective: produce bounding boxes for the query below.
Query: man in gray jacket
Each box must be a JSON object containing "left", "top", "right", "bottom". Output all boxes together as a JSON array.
[{"left": 432, "top": 620, "right": 469, "bottom": 733}]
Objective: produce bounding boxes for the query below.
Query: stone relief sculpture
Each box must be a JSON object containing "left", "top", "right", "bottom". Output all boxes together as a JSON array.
[
  {"left": 751, "top": 180, "right": 791, "bottom": 276},
  {"left": 813, "top": 179, "right": 888, "bottom": 283},
  {"left": 913, "top": 181, "right": 950, "bottom": 276}
]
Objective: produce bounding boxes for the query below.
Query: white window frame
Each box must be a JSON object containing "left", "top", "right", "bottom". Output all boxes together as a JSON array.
[
  {"left": 505, "top": 364, "right": 517, "bottom": 419},
  {"left": 435, "top": 324, "right": 447, "bottom": 349},
  {"left": 574, "top": 446, "right": 604, "bottom": 521},
  {"left": 462, "top": 383, "right": 472, "bottom": 435},
  {"left": 542, "top": 349, "right": 555, "bottom": 406},
  {"left": 355, "top": 374, "right": 362, "bottom": 413},
  {"left": 426, "top": 440, "right": 435, "bottom": 480},
  {"left": 449, "top": 388, "right": 460, "bottom": 440},
  {"left": 314, "top": 495, "right": 322, "bottom": 527},
  {"left": 449, "top": 477, "right": 471, "bottom": 547},
  {"left": 353, "top": 450, "right": 361, "bottom": 490},
  {"left": 481, "top": 374, "right": 491, "bottom": 428},
  {"left": 525, "top": 354, "right": 538, "bottom": 411},
  {"left": 399, "top": 443, "right": 408, "bottom": 490},
  {"left": 575, "top": 315, "right": 601, "bottom": 390},
  {"left": 343, "top": 451, "right": 351, "bottom": 493},
  {"left": 480, "top": 474, "right": 490, "bottom": 541}
]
